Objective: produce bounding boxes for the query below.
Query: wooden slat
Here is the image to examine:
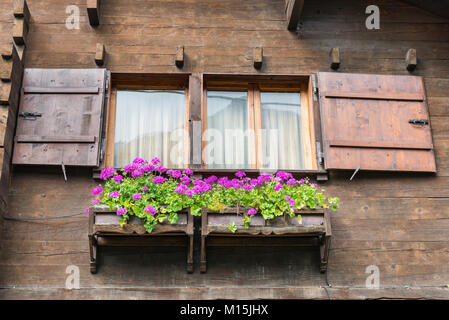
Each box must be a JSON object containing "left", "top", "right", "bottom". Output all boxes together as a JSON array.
[
  {"left": 23, "top": 87, "right": 100, "bottom": 94},
  {"left": 13, "top": 0, "right": 31, "bottom": 21},
  {"left": 17, "top": 135, "right": 96, "bottom": 143}
]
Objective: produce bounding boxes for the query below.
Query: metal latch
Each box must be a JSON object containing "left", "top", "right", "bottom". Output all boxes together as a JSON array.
[
  {"left": 408, "top": 119, "right": 429, "bottom": 126},
  {"left": 19, "top": 112, "right": 42, "bottom": 120}
]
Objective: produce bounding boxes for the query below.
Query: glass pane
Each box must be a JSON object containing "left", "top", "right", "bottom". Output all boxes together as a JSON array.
[
  {"left": 206, "top": 91, "right": 249, "bottom": 169},
  {"left": 114, "top": 90, "right": 185, "bottom": 168},
  {"left": 261, "top": 92, "right": 304, "bottom": 170}
]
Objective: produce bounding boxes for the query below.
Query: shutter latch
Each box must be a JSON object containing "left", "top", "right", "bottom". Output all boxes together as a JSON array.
[
  {"left": 19, "top": 111, "right": 42, "bottom": 120},
  {"left": 408, "top": 119, "right": 429, "bottom": 126}
]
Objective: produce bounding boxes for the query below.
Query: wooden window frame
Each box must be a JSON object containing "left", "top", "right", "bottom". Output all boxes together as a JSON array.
[
  {"left": 103, "top": 73, "right": 191, "bottom": 169},
  {"left": 202, "top": 76, "right": 318, "bottom": 171}
]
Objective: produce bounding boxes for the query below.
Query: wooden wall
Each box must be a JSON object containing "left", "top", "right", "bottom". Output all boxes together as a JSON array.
[{"left": 0, "top": 0, "right": 448, "bottom": 299}]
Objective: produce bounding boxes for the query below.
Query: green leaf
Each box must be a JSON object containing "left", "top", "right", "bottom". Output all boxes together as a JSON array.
[
  {"left": 228, "top": 222, "right": 238, "bottom": 233},
  {"left": 297, "top": 215, "right": 302, "bottom": 224},
  {"left": 157, "top": 214, "right": 167, "bottom": 223},
  {"left": 119, "top": 218, "right": 126, "bottom": 228}
]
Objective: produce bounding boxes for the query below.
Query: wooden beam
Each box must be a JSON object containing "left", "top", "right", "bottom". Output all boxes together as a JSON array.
[
  {"left": 253, "top": 47, "right": 263, "bottom": 69},
  {"left": 285, "top": 0, "right": 304, "bottom": 31},
  {"left": 0, "top": 43, "right": 13, "bottom": 60},
  {"left": 95, "top": 43, "right": 105, "bottom": 66},
  {"left": 330, "top": 47, "right": 340, "bottom": 70},
  {"left": 406, "top": 48, "right": 417, "bottom": 72},
  {"left": 12, "top": 17, "right": 28, "bottom": 46},
  {"left": 13, "top": 0, "right": 30, "bottom": 21},
  {"left": 175, "top": 46, "right": 184, "bottom": 68},
  {"left": 87, "top": 0, "right": 100, "bottom": 26}
]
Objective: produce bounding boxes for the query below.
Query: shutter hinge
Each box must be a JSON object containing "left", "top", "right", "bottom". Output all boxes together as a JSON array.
[
  {"left": 100, "top": 137, "right": 105, "bottom": 164},
  {"left": 316, "top": 141, "right": 324, "bottom": 165},
  {"left": 408, "top": 118, "right": 429, "bottom": 126},
  {"left": 19, "top": 111, "right": 42, "bottom": 120},
  {"left": 311, "top": 74, "right": 319, "bottom": 101},
  {"left": 104, "top": 70, "right": 110, "bottom": 99}
]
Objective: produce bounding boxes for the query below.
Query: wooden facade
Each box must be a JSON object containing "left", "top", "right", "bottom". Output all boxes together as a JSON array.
[{"left": 0, "top": 0, "right": 449, "bottom": 300}]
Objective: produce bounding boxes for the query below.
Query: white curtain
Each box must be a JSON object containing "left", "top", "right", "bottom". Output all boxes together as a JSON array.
[
  {"left": 261, "top": 92, "right": 304, "bottom": 170},
  {"left": 206, "top": 91, "right": 249, "bottom": 169},
  {"left": 114, "top": 90, "right": 185, "bottom": 168}
]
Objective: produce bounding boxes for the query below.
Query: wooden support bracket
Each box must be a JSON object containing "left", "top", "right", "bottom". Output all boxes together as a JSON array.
[
  {"left": 87, "top": 0, "right": 101, "bottom": 26},
  {"left": 175, "top": 46, "right": 184, "bottom": 68},
  {"left": 406, "top": 48, "right": 417, "bottom": 72},
  {"left": 1, "top": 43, "right": 14, "bottom": 60},
  {"left": 330, "top": 48, "right": 340, "bottom": 70},
  {"left": 13, "top": 0, "right": 31, "bottom": 21},
  {"left": 13, "top": 17, "right": 29, "bottom": 46},
  {"left": 95, "top": 43, "right": 105, "bottom": 66},
  {"left": 285, "top": 0, "right": 305, "bottom": 30},
  {"left": 253, "top": 47, "right": 263, "bottom": 69}
]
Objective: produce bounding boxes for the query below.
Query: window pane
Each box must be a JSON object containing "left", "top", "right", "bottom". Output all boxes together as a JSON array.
[
  {"left": 114, "top": 90, "right": 185, "bottom": 168},
  {"left": 261, "top": 92, "right": 304, "bottom": 170},
  {"left": 206, "top": 91, "right": 249, "bottom": 169}
]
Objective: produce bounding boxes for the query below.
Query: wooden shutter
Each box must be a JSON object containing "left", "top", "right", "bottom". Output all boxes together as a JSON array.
[
  {"left": 317, "top": 72, "right": 436, "bottom": 172},
  {"left": 13, "top": 69, "right": 107, "bottom": 166}
]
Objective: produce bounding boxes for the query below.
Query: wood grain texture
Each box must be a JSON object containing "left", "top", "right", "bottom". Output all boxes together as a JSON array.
[
  {"left": 12, "top": 68, "right": 106, "bottom": 166},
  {"left": 2, "top": 0, "right": 449, "bottom": 299}
]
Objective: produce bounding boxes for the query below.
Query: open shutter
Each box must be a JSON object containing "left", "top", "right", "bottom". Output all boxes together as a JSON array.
[
  {"left": 317, "top": 72, "right": 436, "bottom": 172},
  {"left": 13, "top": 69, "right": 107, "bottom": 166}
]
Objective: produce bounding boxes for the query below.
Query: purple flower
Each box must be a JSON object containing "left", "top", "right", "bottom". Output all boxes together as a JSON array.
[
  {"left": 185, "top": 190, "right": 194, "bottom": 198},
  {"left": 298, "top": 178, "right": 306, "bottom": 184},
  {"left": 100, "top": 168, "right": 117, "bottom": 180},
  {"left": 143, "top": 164, "right": 155, "bottom": 172},
  {"left": 181, "top": 176, "right": 191, "bottom": 184},
  {"left": 156, "top": 166, "right": 167, "bottom": 173},
  {"left": 131, "top": 170, "right": 143, "bottom": 178},
  {"left": 183, "top": 168, "right": 193, "bottom": 175},
  {"left": 132, "top": 193, "right": 142, "bottom": 201},
  {"left": 92, "top": 198, "right": 100, "bottom": 205},
  {"left": 110, "top": 191, "right": 120, "bottom": 198},
  {"left": 91, "top": 186, "right": 103, "bottom": 196},
  {"left": 113, "top": 175, "right": 124, "bottom": 183},
  {"left": 175, "top": 186, "right": 186, "bottom": 194},
  {"left": 192, "top": 185, "right": 203, "bottom": 194},
  {"left": 123, "top": 164, "right": 137, "bottom": 174},
  {"left": 217, "top": 177, "right": 228, "bottom": 185},
  {"left": 152, "top": 176, "right": 167, "bottom": 184},
  {"left": 289, "top": 199, "right": 295, "bottom": 206},
  {"left": 235, "top": 171, "right": 246, "bottom": 178},
  {"left": 204, "top": 176, "right": 217, "bottom": 183},
  {"left": 85, "top": 208, "right": 90, "bottom": 215},
  {"left": 286, "top": 178, "right": 297, "bottom": 186},
  {"left": 140, "top": 186, "right": 148, "bottom": 191},
  {"left": 309, "top": 183, "right": 318, "bottom": 188},
  {"left": 285, "top": 195, "right": 291, "bottom": 200},
  {"left": 170, "top": 170, "right": 182, "bottom": 178},
  {"left": 243, "top": 184, "right": 253, "bottom": 191},
  {"left": 274, "top": 184, "right": 283, "bottom": 191},
  {"left": 144, "top": 205, "right": 156, "bottom": 216},
  {"left": 151, "top": 157, "right": 161, "bottom": 165},
  {"left": 117, "top": 207, "right": 127, "bottom": 216},
  {"left": 250, "top": 179, "right": 259, "bottom": 186},
  {"left": 248, "top": 208, "right": 257, "bottom": 215},
  {"left": 132, "top": 157, "right": 147, "bottom": 165}
]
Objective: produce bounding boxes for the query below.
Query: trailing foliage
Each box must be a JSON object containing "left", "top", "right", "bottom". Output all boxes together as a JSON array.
[{"left": 87, "top": 157, "right": 339, "bottom": 233}]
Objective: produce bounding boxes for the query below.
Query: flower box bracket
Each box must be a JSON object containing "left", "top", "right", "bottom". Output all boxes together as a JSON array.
[
  {"left": 200, "top": 207, "right": 331, "bottom": 273},
  {"left": 88, "top": 205, "right": 194, "bottom": 274}
]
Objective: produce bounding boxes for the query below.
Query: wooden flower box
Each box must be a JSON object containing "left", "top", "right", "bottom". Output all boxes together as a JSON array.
[
  {"left": 88, "top": 205, "right": 194, "bottom": 274},
  {"left": 200, "top": 207, "right": 331, "bottom": 273}
]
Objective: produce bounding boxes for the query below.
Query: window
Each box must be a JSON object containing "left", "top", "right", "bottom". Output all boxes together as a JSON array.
[
  {"left": 105, "top": 75, "right": 190, "bottom": 169},
  {"left": 202, "top": 79, "right": 317, "bottom": 170}
]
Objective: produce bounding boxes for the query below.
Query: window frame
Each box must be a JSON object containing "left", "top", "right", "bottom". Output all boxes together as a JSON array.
[
  {"left": 104, "top": 74, "right": 191, "bottom": 169},
  {"left": 202, "top": 76, "right": 317, "bottom": 171}
]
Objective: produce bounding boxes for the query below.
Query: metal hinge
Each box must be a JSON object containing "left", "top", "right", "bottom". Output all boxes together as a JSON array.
[
  {"left": 316, "top": 141, "right": 324, "bottom": 165},
  {"left": 19, "top": 111, "right": 42, "bottom": 120},
  {"left": 311, "top": 74, "right": 319, "bottom": 101},
  {"left": 408, "top": 118, "right": 429, "bottom": 126},
  {"left": 104, "top": 70, "right": 110, "bottom": 99}
]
